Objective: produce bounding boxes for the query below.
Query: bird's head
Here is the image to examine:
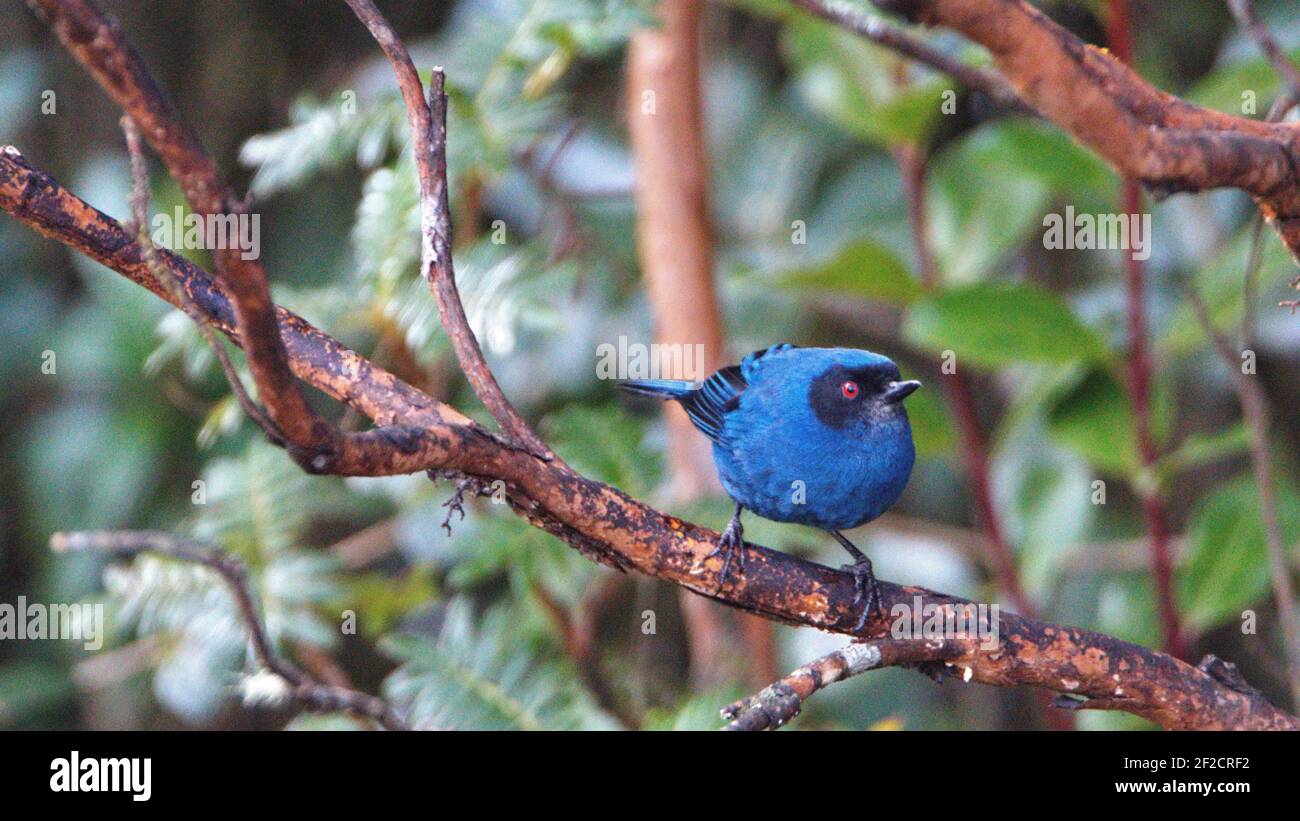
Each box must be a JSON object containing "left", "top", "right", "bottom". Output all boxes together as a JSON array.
[{"left": 806, "top": 353, "right": 920, "bottom": 430}]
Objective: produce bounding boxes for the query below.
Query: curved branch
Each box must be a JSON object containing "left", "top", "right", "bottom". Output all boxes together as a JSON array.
[
  {"left": 722, "top": 638, "right": 964, "bottom": 730},
  {"left": 343, "top": 0, "right": 552, "bottom": 460},
  {"left": 122, "top": 115, "right": 285, "bottom": 445},
  {"left": 854, "top": 0, "right": 1300, "bottom": 263},
  {"left": 26, "top": 0, "right": 332, "bottom": 452},
  {"left": 50, "top": 530, "right": 406, "bottom": 731}
]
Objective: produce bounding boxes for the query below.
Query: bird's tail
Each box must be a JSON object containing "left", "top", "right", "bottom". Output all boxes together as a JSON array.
[{"left": 618, "top": 379, "right": 698, "bottom": 401}]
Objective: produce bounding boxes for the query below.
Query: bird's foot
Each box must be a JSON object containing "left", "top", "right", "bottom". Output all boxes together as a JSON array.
[
  {"left": 841, "top": 557, "right": 883, "bottom": 633},
  {"left": 705, "top": 518, "right": 745, "bottom": 592}
]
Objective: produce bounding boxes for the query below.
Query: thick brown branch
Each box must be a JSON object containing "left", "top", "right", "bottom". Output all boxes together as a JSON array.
[
  {"left": 342, "top": 0, "right": 552, "bottom": 460},
  {"left": 27, "top": 0, "right": 333, "bottom": 451},
  {"left": 856, "top": 0, "right": 1300, "bottom": 262},
  {"left": 4, "top": 141, "right": 1297, "bottom": 729},
  {"left": 50, "top": 530, "right": 406, "bottom": 731}
]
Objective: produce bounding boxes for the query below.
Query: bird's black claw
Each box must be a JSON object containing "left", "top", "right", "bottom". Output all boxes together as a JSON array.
[
  {"left": 706, "top": 520, "right": 745, "bottom": 592},
  {"left": 841, "top": 558, "right": 882, "bottom": 633}
]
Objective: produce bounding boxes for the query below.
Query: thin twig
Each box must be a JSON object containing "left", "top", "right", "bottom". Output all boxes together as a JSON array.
[
  {"left": 791, "top": 0, "right": 1021, "bottom": 109},
  {"left": 722, "top": 638, "right": 966, "bottom": 730},
  {"left": 121, "top": 116, "right": 286, "bottom": 446},
  {"left": 1186, "top": 288, "right": 1300, "bottom": 709},
  {"left": 1232, "top": 11, "right": 1300, "bottom": 331},
  {"left": 896, "top": 135, "right": 1065, "bottom": 727},
  {"left": 895, "top": 144, "right": 1033, "bottom": 617},
  {"left": 342, "top": 0, "right": 552, "bottom": 461},
  {"left": 1226, "top": 0, "right": 1300, "bottom": 97},
  {"left": 50, "top": 530, "right": 407, "bottom": 730}
]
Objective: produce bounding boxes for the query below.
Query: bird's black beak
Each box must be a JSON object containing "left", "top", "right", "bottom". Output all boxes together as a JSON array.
[{"left": 883, "top": 380, "right": 921, "bottom": 404}]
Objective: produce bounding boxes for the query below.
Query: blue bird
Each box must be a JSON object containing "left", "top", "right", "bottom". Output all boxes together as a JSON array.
[{"left": 621, "top": 344, "right": 920, "bottom": 630}]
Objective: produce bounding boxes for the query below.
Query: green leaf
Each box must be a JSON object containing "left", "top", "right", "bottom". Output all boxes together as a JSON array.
[
  {"left": 782, "top": 19, "right": 944, "bottom": 147},
  {"left": 928, "top": 128, "right": 1052, "bottom": 282},
  {"left": 1185, "top": 49, "right": 1300, "bottom": 116},
  {"left": 544, "top": 403, "right": 663, "bottom": 496},
  {"left": 957, "top": 118, "right": 1116, "bottom": 201},
  {"left": 1160, "top": 222, "right": 1293, "bottom": 359},
  {"left": 872, "top": 78, "right": 950, "bottom": 145},
  {"left": 904, "top": 282, "right": 1110, "bottom": 368},
  {"left": 382, "top": 600, "right": 616, "bottom": 730},
  {"left": 993, "top": 427, "right": 1095, "bottom": 597},
  {"left": 341, "top": 569, "right": 438, "bottom": 636},
  {"left": 1045, "top": 368, "right": 1137, "bottom": 475},
  {"left": 1159, "top": 425, "right": 1250, "bottom": 480},
  {"left": 1179, "top": 475, "right": 1300, "bottom": 630},
  {"left": 772, "top": 236, "right": 919, "bottom": 305},
  {"left": 903, "top": 384, "right": 956, "bottom": 459}
]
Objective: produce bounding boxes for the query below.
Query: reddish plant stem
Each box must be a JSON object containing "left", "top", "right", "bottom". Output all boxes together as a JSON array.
[
  {"left": 944, "top": 368, "right": 1032, "bottom": 613},
  {"left": 899, "top": 133, "right": 1064, "bottom": 730},
  {"left": 1108, "top": 0, "right": 1185, "bottom": 660},
  {"left": 898, "top": 147, "right": 1034, "bottom": 618}
]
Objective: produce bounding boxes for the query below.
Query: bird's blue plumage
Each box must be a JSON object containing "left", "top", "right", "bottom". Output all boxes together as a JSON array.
[{"left": 622, "top": 345, "right": 918, "bottom": 531}]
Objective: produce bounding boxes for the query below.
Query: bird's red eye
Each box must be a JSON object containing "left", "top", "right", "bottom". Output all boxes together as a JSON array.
[{"left": 841, "top": 381, "right": 859, "bottom": 399}]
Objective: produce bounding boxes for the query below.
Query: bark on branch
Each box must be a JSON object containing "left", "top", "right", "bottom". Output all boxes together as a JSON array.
[
  {"left": 861, "top": 0, "right": 1300, "bottom": 267},
  {"left": 343, "top": 0, "right": 552, "bottom": 460},
  {"left": 25, "top": 0, "right": 332, "bottom": 453}
]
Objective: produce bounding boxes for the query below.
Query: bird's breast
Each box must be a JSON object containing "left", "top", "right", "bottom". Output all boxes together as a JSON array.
[{"left": 712, "top": 417, "right": 915, "bottom": 530}]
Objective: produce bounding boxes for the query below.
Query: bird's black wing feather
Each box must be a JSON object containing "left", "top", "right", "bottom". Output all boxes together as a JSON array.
[{"left": 680, "top": 365, "right": 746, "bottom": 445}]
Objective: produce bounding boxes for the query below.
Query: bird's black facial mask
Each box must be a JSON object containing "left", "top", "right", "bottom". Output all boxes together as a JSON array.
[{"left": 808, "top": 363, "right": 918, "bottom": 429}]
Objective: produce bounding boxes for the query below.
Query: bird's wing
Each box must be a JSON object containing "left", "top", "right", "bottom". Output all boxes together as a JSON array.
[
  {"left": 679, "top": 365, "right": 746, "bottom": 445},
  {"left": 739, "top": 343, "right": 798, "bottom": 382},
  {"left": 679, "top": 344, "right": 797, "bottom": 444}
]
